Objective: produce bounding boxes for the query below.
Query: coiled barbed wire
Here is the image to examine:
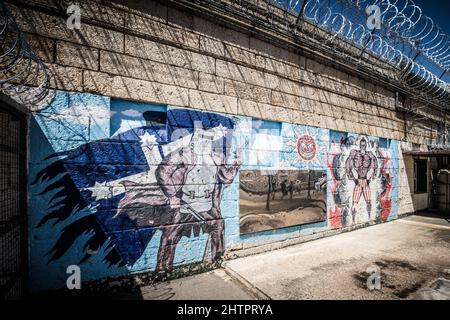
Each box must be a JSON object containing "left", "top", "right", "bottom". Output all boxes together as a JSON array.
[
  {"left": 266, "top": 0, "right": 450, "bottom": 107},
  {"left": 291, "top": 0, "right": 450, "bottom": 103},
  {"left": 352, "top": 0, "right": 450, "bottom": 70},
  {"left": 0, "top": 1, "right": 52, "bottom": 108},
  {"left": 2, "top": 0, "right": 447, "bottom": 110}
]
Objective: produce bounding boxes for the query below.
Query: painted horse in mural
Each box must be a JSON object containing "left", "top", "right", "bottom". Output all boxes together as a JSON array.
[{"left": 32, "top": 108, "right": 240, "bottom": 272}]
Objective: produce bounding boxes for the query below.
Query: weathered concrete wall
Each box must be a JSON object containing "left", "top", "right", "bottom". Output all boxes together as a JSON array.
[
  {"left": 10, "top": 0, "right": 408, "bottom": 139},
  {"left": 399, "top": 153, "right": 415, "bottom": 213},
  {"left": 7, "top": 0, "right": 443, "bottom": 291},
  {"left": 414, "top": 193, "right": 429, "bottom": 211},
  {"left": 401, "top": 154, "right": 431, "bottom": 211},
  {"left": 29, "top": 92, "right": 401, "bottom": 292}
]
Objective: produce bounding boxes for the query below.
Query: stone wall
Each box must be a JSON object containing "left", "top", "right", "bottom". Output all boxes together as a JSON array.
[
  {"left": 6, "top": 0, "right": 445, "bottom": 291},
  {"left": 10, "top": 1, "right": 408, "bottom": 138}
]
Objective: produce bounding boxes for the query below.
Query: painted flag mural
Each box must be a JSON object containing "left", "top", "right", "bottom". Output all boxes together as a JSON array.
[
  {"left": 28, "top": 91, "right": 400, "bottom": 292},
  {"left": 29, "top": 95, "right": 242, "bottom": 291}
]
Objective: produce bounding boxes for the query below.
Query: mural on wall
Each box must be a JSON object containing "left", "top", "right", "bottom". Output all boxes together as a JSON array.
[
  {"left": 239, "top": 169, "right": 327, "bottom": 234},
  {"left": 247, "top": 120, "right": 283, "bottom": 167},
  {"left": 281, "top": 123, "right": 329, "bottom": 170},
  {"left": 28, "top": 91, "right": 401, "bottom": 291},
  {"left": 31, "top": 98, "right": 241, "bottom": 279},
  {"left": 327, "top": 131, "right": 399, "bottom": 228}
]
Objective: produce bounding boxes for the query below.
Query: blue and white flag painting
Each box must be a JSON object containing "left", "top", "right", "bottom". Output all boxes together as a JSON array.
[{"left": 31, "top": 100, "right": 242, "bottom": 281}]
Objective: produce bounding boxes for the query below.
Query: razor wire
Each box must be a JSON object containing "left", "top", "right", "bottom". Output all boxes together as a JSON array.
[
  {"left": 296, "top": 0, "right": 450, "bottom": 70},
  {"left": 352, "top": 0, "right": 449, "bottom": 70},
  {"left": 2, "top": 0, "right": 448, "bottom": 110},
  {"left": 0, "top": 1, "right": 52, "bottom": 107},
  {"left": 212, "top": 0, "right": 449, "bottom": 107},
  {"left": 273, "top": 0, "right": 450, "bottom": 106}
]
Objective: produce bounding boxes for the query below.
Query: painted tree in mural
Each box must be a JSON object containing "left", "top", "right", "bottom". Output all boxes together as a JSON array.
[{"left": 32, "top": 108, "right": 241, "bottom": 272}]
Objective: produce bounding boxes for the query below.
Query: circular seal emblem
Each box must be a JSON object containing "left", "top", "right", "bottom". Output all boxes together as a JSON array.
[{"left": 297, "top": 134, "right": 316, "bottom": 161}]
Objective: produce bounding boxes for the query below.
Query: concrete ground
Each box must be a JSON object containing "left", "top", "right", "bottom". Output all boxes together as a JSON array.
[
  {"left": 137, "top": 214, "right": 450, "bottom": 300},
  {"left": 134, "top": 269, "right": 258, "bottom": 300},
  {"left": 411, "top": 278, "right": 450, "bottom": 300}
]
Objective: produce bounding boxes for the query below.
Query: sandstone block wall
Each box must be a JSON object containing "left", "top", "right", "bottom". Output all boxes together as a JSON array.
[{"left": 5, "top": 0, "right": 445, "bottom": 291}]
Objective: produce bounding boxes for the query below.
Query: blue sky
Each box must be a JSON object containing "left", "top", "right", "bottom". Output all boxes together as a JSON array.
[
  {"left": 413, "top": 0, "right": 450, "bottom": 34},
  {"left": 277, "top": 0, "right": 449, "bottom": 79},
  {"left": 407, "top": 0, "right": 449, "bottom": 81}
]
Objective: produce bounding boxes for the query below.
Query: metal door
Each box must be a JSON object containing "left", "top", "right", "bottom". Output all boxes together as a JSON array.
[{"left": 0, "top": 102, "right": 27, "bottom": 300}]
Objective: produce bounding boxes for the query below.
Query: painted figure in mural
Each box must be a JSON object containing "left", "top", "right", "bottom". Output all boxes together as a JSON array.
[
  {"left": 111, "top": 123, "right": 242, "bottom": 272},
  {"left": 288, "top": 181, "right": 294, "bottom": 199},
  {"left": 280, "top": 180, "right": 288, "bottom": 199},
  {"left": 344, "top": 138, "right": 378, "bottom": 222},
  {"left": 32, "top": 108, "right": 241, "bottom": 273},
  {"left": 328, "top": 132, "right": 398, "bottom": 229},
  {"left": 270, "top": 177, "right": 277, "bottom": 200},
  {"left": 315, "top": 172, "right": 327, "bottom": 193},
  {"left": 156, "top": 126, "right": 240, "bottom": 272}
]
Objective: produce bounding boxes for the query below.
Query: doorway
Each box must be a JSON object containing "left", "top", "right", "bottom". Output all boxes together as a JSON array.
[{"left": 0, "top": 100, "right": 27, "bottom": 300}]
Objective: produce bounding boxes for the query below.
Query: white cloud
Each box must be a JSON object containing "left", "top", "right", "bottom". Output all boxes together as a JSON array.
[{"left": 121, "top": 109, "right": 143, "bottom": 118}]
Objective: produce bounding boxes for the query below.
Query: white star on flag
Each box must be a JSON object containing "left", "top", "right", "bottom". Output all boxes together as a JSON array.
[
  {"left": 82, "top": 181, "right": 112, "bottom": 200},
  {"left": 139, "top": 132, "right": 158, "bottom": 149},
  {"left": 212, "top": 124, "right": 228, "bottom": 140}
]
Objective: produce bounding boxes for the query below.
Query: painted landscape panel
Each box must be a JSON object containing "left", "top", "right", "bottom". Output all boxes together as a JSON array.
[{"left": 239, "top": 169, "right": 327, "bottom": 234}]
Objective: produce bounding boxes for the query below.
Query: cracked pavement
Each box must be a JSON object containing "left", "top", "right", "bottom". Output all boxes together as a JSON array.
[{"left": 125, "top": 214, "right": 450, "bottom": 300}]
